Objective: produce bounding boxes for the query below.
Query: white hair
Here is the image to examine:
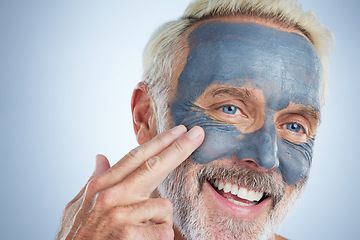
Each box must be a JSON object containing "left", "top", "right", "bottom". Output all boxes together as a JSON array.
[{"left": 142, "top": 0, "right": 334, "bottom": 132}]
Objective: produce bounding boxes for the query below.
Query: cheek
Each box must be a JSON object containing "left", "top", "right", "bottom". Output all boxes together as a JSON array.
[
  {"left": 192, "top": 128, "right": 242, "bottom": 164},
  {"left": 174, "top": 109, "right": 242, "bottom": 164},
  {"left": 276, "top": 139, "right": 313, "bottom": 185}
]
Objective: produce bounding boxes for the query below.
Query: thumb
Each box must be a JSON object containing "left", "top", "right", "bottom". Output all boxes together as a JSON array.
[
  {"left": 93, "top": 154, "right": 111, "bottom": 177},
  {"left": 66, "top": 155, "right": 111, "bottom": 207}
]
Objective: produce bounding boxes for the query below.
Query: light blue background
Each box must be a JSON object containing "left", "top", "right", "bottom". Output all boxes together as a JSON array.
[{"left": 0, "top": 0, "right": 358, "bottom": 239}]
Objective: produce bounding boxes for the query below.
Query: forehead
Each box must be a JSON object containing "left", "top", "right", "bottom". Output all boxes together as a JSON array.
[{"left": 175, "top": 21, "right": 323, "bottom": 111}]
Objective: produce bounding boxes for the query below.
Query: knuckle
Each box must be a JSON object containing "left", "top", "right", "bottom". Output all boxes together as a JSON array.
[
  {"left": 126, "top": 145, "right": 149, "bottom": 165},
  {"left": 152, "top": 134, "right": 168, "bottom": 148},
  {"left": 95, "top": 189, "right": 114, "bottom": 208},
  {"left": 108, "top": 207, "right": 127, "bottom": 223},
  {"left": 144, "top": 156, "right": 162, "bottom": 172},
  {"left": 126, "top": 146, "right": 141, "bottom": 159},
  {"left": 139, "top": 143, "right": 149, "bottom": 156},
  {"left": 158, "top": 198, "right": 173, "bottom": 214},
  {"left": 173, "top": 140, "right": 184, "bottom": 153},
  {"left": 87, "top": 178, "right": 101, "bottom": 196}
]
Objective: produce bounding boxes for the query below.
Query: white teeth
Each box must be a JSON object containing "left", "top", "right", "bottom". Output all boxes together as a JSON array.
[
  {"left": 223, "top": 182, "right": 232, "bottom": 193},
  {"left": 218, "top": 180, "right": 224, "bottom": 190},
  {"left": 237, "top": 187, "right": 263, "bottom": 202},
  {"left": 249, "top": 190, "right": 263, "bottom": 201},
  {"left": 214, "top": 179, "right": 219, "bottom": 188},
  {"left": 237, "top": 187, "right": 247, "bottom": 199},
  {"left": 213, "top": 179, "right": 264, "bottom": 203},
  {"left": 231, "top": 184, "right": 238, "bottom": 195}
]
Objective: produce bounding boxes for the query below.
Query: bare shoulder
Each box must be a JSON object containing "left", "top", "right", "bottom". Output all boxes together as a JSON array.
[{"left": 275, "top": 234, "right": 288, "bottom": 240}]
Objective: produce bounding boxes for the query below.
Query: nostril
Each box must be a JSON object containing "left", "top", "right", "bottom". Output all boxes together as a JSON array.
[
  {"left": 241, "top": 159, "right": 260, "bottom": 170},
  {"left": 239, "top": 158, "right": 278, "bottom": 172}
]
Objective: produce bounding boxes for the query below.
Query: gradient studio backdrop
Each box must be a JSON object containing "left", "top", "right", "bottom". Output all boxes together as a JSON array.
[{"left": 0, "top": 0, "right": 358, "bottom": 239}]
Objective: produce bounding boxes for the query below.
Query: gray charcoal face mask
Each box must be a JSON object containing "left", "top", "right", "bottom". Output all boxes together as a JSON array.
[{"left": 170, "top": 21, "right": 323, "bottom": 186}]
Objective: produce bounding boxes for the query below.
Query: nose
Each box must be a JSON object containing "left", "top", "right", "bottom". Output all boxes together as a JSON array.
[
  {"left": 254, "top": 128, "right": 279, "bottom": 171},
  {"left": 236, "top": 119, "right": 279, "bottom": 172}
]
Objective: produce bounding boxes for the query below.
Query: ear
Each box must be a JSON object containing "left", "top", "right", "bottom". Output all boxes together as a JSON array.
[{"left": 131, "top": 82, "right": 157, "bottom": 145}]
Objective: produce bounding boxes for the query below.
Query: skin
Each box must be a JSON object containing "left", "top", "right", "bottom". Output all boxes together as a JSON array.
[
  {"left": 170, "top": 21, "right": 322, "bottom": 186},
  {"left": 56, "top": 16, "right": 322, "bottom": 240}
]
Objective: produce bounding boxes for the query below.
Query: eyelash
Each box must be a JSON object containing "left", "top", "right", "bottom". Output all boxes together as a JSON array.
[
  {"left": 284, "top": 121, "right": 307, "bottom": 135},
  {"left": 217, "top": 104, "right": 246, "bottom": 117}
]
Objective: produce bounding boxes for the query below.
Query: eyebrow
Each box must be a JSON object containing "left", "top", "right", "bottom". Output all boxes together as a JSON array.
[
  {"left": 296, "top": 106, "right": 321, "bottom": 121},
  {"left": 209, "top": 87, "right": 253, "bottom": 99},
  {"left": 206, "top": 86, "right": 321, "bottom": 121}
]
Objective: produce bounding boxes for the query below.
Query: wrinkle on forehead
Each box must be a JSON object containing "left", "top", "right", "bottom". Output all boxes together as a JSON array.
[{"left": 174, "top": 21, "right": 323, "bottom": 112}]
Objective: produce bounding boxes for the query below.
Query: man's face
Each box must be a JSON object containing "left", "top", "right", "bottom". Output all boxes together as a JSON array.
[{"left": 158, "top": 18, "right": 322, "bottom": 240}]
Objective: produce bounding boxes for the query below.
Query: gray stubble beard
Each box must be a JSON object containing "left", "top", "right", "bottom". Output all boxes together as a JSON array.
[{"left": 157, "top": 159, "right": 306, "bottom": 240}]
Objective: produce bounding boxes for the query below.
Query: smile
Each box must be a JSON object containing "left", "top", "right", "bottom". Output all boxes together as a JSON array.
[{"left": 209, "top": 178, "right": 270, "bottom": 207}]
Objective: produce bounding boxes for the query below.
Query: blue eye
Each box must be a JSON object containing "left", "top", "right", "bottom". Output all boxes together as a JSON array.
[
  {"left": 222, "top": 105, "right": 238, "bottom": 114},
  {"left": 286, "top": 123, "right": 302, "bottom": 133}
]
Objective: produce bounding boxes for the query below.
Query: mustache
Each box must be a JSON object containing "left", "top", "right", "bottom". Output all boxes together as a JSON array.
[{"left": 196, "top": 163, "right": 286, "bottom": 208}]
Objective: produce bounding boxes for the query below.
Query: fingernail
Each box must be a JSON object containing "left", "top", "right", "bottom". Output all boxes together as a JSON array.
[
  {"left": 186, "top": 126, "right": 202, "bottom": 139},
  {"left": 171, "top": 125, "right": 187, "bottom": 135}
]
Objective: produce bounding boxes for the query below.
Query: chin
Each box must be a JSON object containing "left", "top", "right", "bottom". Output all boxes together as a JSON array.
[{"left": 158, "top": 160, "right": 307, "bottom": 240}]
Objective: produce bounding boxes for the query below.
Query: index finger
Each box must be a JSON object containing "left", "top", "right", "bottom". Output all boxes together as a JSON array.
[
  {"left": 92, "top": 125, "right": 188, "bottom": 192},
  {"left": 121, "top": 126, "right": 205, "bottom": 198}
]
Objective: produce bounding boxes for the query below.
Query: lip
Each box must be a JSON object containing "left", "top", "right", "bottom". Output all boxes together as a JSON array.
[{"left": 202, "top": 180, "right": 272, "bottom": 219}]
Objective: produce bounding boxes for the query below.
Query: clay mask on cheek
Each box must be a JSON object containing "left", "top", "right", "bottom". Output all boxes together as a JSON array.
[{"left": 170, "top": 22, "right": 323, "bottom": 185}]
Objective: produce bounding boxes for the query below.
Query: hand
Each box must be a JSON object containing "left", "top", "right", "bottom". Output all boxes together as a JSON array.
[{"left": 56, "top": 125, "right": 204, "bottom": 240}]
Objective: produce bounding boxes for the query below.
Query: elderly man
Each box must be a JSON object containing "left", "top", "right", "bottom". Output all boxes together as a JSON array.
[{"left": 56, "top": 0, "right": 333, "bottom": 239}]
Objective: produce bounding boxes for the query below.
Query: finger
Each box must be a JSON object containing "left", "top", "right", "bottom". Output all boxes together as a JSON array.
[
  {"left": 108, "top": 198, "right": 173, "bottom": 226},
  {"left": 139, "top": 223, "right": 174, "bottom": 240},
  {"left": 91, "top": 125, "right": 187, "bottom": 192},
  {"left": 67, "top": 155, "right": 111, "bottom": 207},
  {"left": 93, "top": 154, "right": 111, "bottom": 178},
  {"left": 120, "top": 126, "right": 204, "bottom": 199},
  {"left": 103, "top": 223, "right": 174, "bottom": 240}
]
